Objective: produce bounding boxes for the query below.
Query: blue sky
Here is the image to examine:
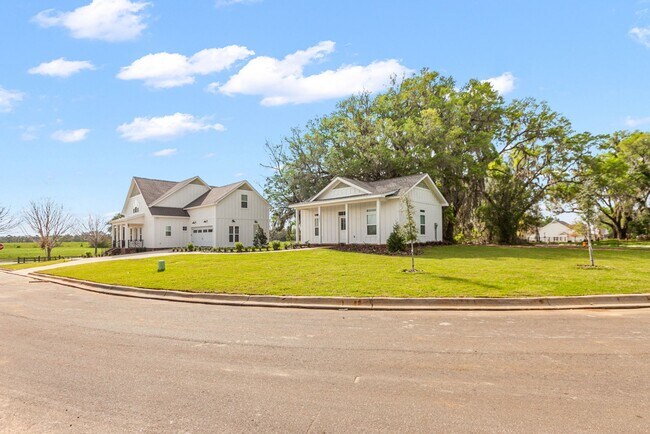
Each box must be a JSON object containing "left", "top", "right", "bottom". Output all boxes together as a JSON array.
[{"left": 1, "top": 0, "right": 649, "bottom": 228}]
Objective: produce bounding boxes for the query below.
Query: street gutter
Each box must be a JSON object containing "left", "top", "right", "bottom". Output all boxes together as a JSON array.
[{"left": 27, "top": 272, "right": 650, "bottom": 311}]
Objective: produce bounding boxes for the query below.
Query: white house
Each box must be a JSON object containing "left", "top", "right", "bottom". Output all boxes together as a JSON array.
[
  {"left": 111, "top": 176, "right": 269, "bottom": 250},
  {"left": 290, "top": 173, "right": 448, "bottom": 245},
  {"left": 525, "top": 220, "right": 581, "bottom": 243}
]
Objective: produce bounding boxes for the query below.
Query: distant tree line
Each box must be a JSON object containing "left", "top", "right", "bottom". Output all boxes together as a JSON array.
[
  {"left": 264, "top": 69, "right": 650, "bottom": 243},
  {"left": 0, "top": 199, "right": 111, "bottom": 259}
]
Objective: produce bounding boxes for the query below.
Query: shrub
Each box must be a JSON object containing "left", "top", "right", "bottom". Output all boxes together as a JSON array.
[
  {"left": 235, "top": 242, "right": 244, "bottom": 253},
  {"left": 187, "top": 243, "right": 195, "bottom": 252},
  {"left": 253, "top": 225, "right": 268, "bottom": 247},
  {"left": 271, "top": 240, "right": 281, "bottom": 250},
  {"left": 387, "top": 223, "right": 406, "bottom": 253}
]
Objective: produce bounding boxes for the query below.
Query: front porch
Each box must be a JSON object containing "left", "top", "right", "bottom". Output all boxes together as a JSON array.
[
  {"left": 294, "top": 197, "right": 395, "bottom": 246},
  {"left": 111, "top": 214, "right": 145, "bottom": 249}
]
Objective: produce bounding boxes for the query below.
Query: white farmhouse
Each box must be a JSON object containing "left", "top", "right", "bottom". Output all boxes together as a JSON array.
[
  {"left": 290, "top": 174, "right": 448, "bottom": 245},
  {"left": 525, "top": 220, "right": 580, "bottom": 243},
  {"left": 110, "top": 176, "right": 269, "bottom": 251}
]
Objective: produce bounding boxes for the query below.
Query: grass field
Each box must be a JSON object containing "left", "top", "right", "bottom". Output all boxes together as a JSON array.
[
  {"left": 0, "top": 242, "right": 102, "bottom": 261},
  {"left": 0, "top": 259, "right": 70, "bottom": 271},
  {"left": 42, "top": 246, "right": 650, "bottom": 298}
]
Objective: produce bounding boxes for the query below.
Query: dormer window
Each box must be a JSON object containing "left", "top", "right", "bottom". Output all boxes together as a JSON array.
[{"left": 132, "top": 200, "right": 140, "bottom": 214}]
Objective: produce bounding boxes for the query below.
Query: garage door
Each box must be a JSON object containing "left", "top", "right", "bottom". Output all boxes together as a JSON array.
[{"left": 191, "top": 227, "right": 213, "bottom": 246}]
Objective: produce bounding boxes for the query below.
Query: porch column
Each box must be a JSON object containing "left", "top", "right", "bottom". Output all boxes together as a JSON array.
[
  {"left": 376, "top": 199, "right": 381, "bottom": 244},
  {"left": 296, "top": 209, "right": 300, "bottom": 244},
  {"left": 345, "top": 203, "right": 349, "bottom": 244},
  {"left": 318, "top": 206, "right": 322, "bottom": 244}
]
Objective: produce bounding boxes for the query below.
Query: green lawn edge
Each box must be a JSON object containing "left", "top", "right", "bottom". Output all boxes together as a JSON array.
[{"left": 40, "top": 246, "right": 650, "bottom": 298}]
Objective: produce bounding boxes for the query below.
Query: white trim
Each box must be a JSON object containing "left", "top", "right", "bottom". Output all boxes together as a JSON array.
[
  {"left": 310, "top": 177, "right": 373, "bottom": 202},
  {"left": 149, "top": 176, "right": 209, "bottom": 207},
  {"left": 402, "top": 174, "right": 449, "bottom": 206},
  {"left": 183, "top": 180, "right": 271, "bottom": 210},
  {"left": 291, "top": 193, "right": 394, "bottom": 209}
]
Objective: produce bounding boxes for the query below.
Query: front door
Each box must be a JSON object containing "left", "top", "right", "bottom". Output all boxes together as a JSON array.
[{"left": 339, "top": 213, "right": 347, "bottom": 243}]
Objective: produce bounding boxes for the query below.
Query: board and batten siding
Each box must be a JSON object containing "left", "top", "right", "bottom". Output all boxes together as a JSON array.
[
  {"left": 156, "top": 183, "right": 209, "bottom": 208},
  {"left": 296, "top": 184, "right": 444, "bottom": 245},
  {"left": 122, "top": 193, "right": 145, "bottom": 216},
  {"left": 213, "top": 188, "right": 270, "bottom": 246},
  {"left": 318, "top": 184, "right": 367, "bottom": 200},
  {"left": 406, "top": 186, "right": 444, "bottom": 242},
  {"left": 152, "top": 217, "right": 190, "bottom": 248}
]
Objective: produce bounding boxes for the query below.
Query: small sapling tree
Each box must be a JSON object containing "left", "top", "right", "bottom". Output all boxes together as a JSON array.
[{"left": 403, "top": 196, "right": 418, "bottom": 272}]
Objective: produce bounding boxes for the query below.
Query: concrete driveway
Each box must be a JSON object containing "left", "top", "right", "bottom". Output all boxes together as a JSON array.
[{"left": 1, "top": 271, "right": 649, "bottom": 433}]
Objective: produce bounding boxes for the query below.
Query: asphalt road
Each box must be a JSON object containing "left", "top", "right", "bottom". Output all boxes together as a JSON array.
[{"left": 1, "top": 271, "right": 649, "bottom": 433}]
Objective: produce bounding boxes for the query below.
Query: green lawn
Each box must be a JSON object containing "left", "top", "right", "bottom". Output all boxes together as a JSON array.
[
  {"left": 0, "top": 242, "right": 102, "bottom": 260},
  {"left": 42, "top": 246, "right": 650, "bottom": 298}
]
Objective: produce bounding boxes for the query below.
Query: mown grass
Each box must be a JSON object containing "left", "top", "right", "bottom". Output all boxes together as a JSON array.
[
  {"left": 0, "top": 259, "right": 70, "bottom": 271},
  {"left": 0, "top": 242, "right": 101, "bottom": 260},
  {"left": 42, "top": 246, "right": 650, "bottom": 298}
]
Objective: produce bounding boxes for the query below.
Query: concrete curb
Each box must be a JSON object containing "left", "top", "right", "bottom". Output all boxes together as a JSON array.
[{"left": 28, "top": 272, "right": 650, "bottom": 311}]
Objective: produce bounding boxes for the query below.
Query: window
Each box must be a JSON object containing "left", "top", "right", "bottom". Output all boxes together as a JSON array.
[
  {"left": 182, "top": 226, "right": 187, "bottom": 231},
  {"left": 208, "top": 228, "right": 213, "bottom": 233},
  {"left": 241, "top": 194, "right": 248, "bottom": 208},
  {"left": 420, "top": 212, "right": 426, "bottom": 235},
  {"left": 132, "top": 200, "right": 140, "bottom": 214},
  {"left": 165, "top": 226, "right": 172, "bottom": 237},
  {"left": 314, "top": 217, "right": 320, "bottom": 237},
  {"left": 366, "top": 209, "right": 377, "bottom": 236},
  {"left": 229, "top": 226, "right": 240, "bottom": 242},
  {"left": 338, "top": 211, "right": 346, "bottom": 230}
]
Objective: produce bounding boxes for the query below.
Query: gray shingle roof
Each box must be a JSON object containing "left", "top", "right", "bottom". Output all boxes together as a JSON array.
[
  {"left": 339, "top": 173, "right": 427, "bottom": 196},
  {"left": 133, "top": 177, "right": 179, "bottom": 206},
  {"left": 131, "top": 176, "right": 248, "bottom": 214},
  {"left": 184, "top": 181, "right": 244, "bottom": 208},
  {"left": 149, "top": 206, "right": 190, "bottom": 217}
]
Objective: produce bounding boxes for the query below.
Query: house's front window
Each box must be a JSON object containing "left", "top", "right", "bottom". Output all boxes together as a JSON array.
[
  {"left": 229, "top": 226, "right": 240, "bottom": 242},
  {"left": 182, "top": 226, "right": 187, "bottom": 232},
  {"left": 420, "top": 211, "right": 426, "bottom": 235},
  {"left": 165, "top": 226, "right": 172, "bottom": 237},
  {"left": 241, "top": 194, "right": 248, "bottom": 209},
  {"left": 366, "top": 208, "right": 377, "bottom": 236},
  {"left": 132, "top": 200, "right": 140, "bottom": 214},
  {"left": 315, "top": 216, "right": 319, "bottom": 237}
]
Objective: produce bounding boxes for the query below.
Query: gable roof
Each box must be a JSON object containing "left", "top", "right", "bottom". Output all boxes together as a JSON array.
[
  {"left": 297, "top": 173, "right": 448, "bottom": 207},
  {"left": 133, "top": 177, "right": 179, "bottom": 206},
  {"left": 340, "top": 174, "right": 432, "bottom": 196},
  {"left": 184, "top": 181, "right": 245, "bottom": 208},
  {"left": 149, "top": 176, "right": 209, "bottom": 207},
  {"left": 127, "top": 176, "right": 267, "bottom": 214}
]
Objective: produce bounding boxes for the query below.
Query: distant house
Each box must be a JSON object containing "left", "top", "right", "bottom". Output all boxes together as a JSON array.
[
  {"left": 111, "top": 176, "right": 269, "bottom": 251},
  {"left": 526, "top": 220, "right": 581, "bottom": 243},
  {"left": 290, "top": 174, "right": 448, "bottom": 245}
]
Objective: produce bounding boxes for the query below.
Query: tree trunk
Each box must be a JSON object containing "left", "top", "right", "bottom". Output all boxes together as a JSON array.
[
  {"left": 94, "top": 245, "right": 98, "bottom": 257},
  {"left": 586, "top": 222, "right": 595, "bottom": 267},
  {"left": 46, "top": 247, "right": 52, "bottom": 261},
  {"left": 410, "top": 241, "right": 415, "bottom": 272}
]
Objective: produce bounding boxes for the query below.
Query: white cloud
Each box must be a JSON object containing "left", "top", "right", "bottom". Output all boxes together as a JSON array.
[
  {"left": 51, "top": 129, "right": 90, "bottom": 143},
  {"left": 118, "top": 46, "right": 254, "bottom": 88},
  {"left": 33, "top": 0, "right": 150, "bottom": 42},
  {"left": 29, "top": 58, "right": 95, "bottom": 78},
  {"left": 234, "top": 172, "right": 245, "bottom": 177},
  {"left": 217, "top": 41, "right": 412, "bottom": 106},
  {"left": 624, "top": 116, "right": 650, "bottom": 127},
  {"left": 152, "top": 148, "right": 177, "bottom": 157},
  {"left": 204, "top": 152, "right": 217, "bottom": 158},
  {"left": 117, "top": 113, "right": 226, "bottom": 141},
  {"left": 483, "top": 72, "right": 516, "bottom": 95},
  {"left": 630, "top": 26, "right": 650, "bottom": 47},
  {"left": 0, "top": 86, "right": 23, "bottom": 112}
]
